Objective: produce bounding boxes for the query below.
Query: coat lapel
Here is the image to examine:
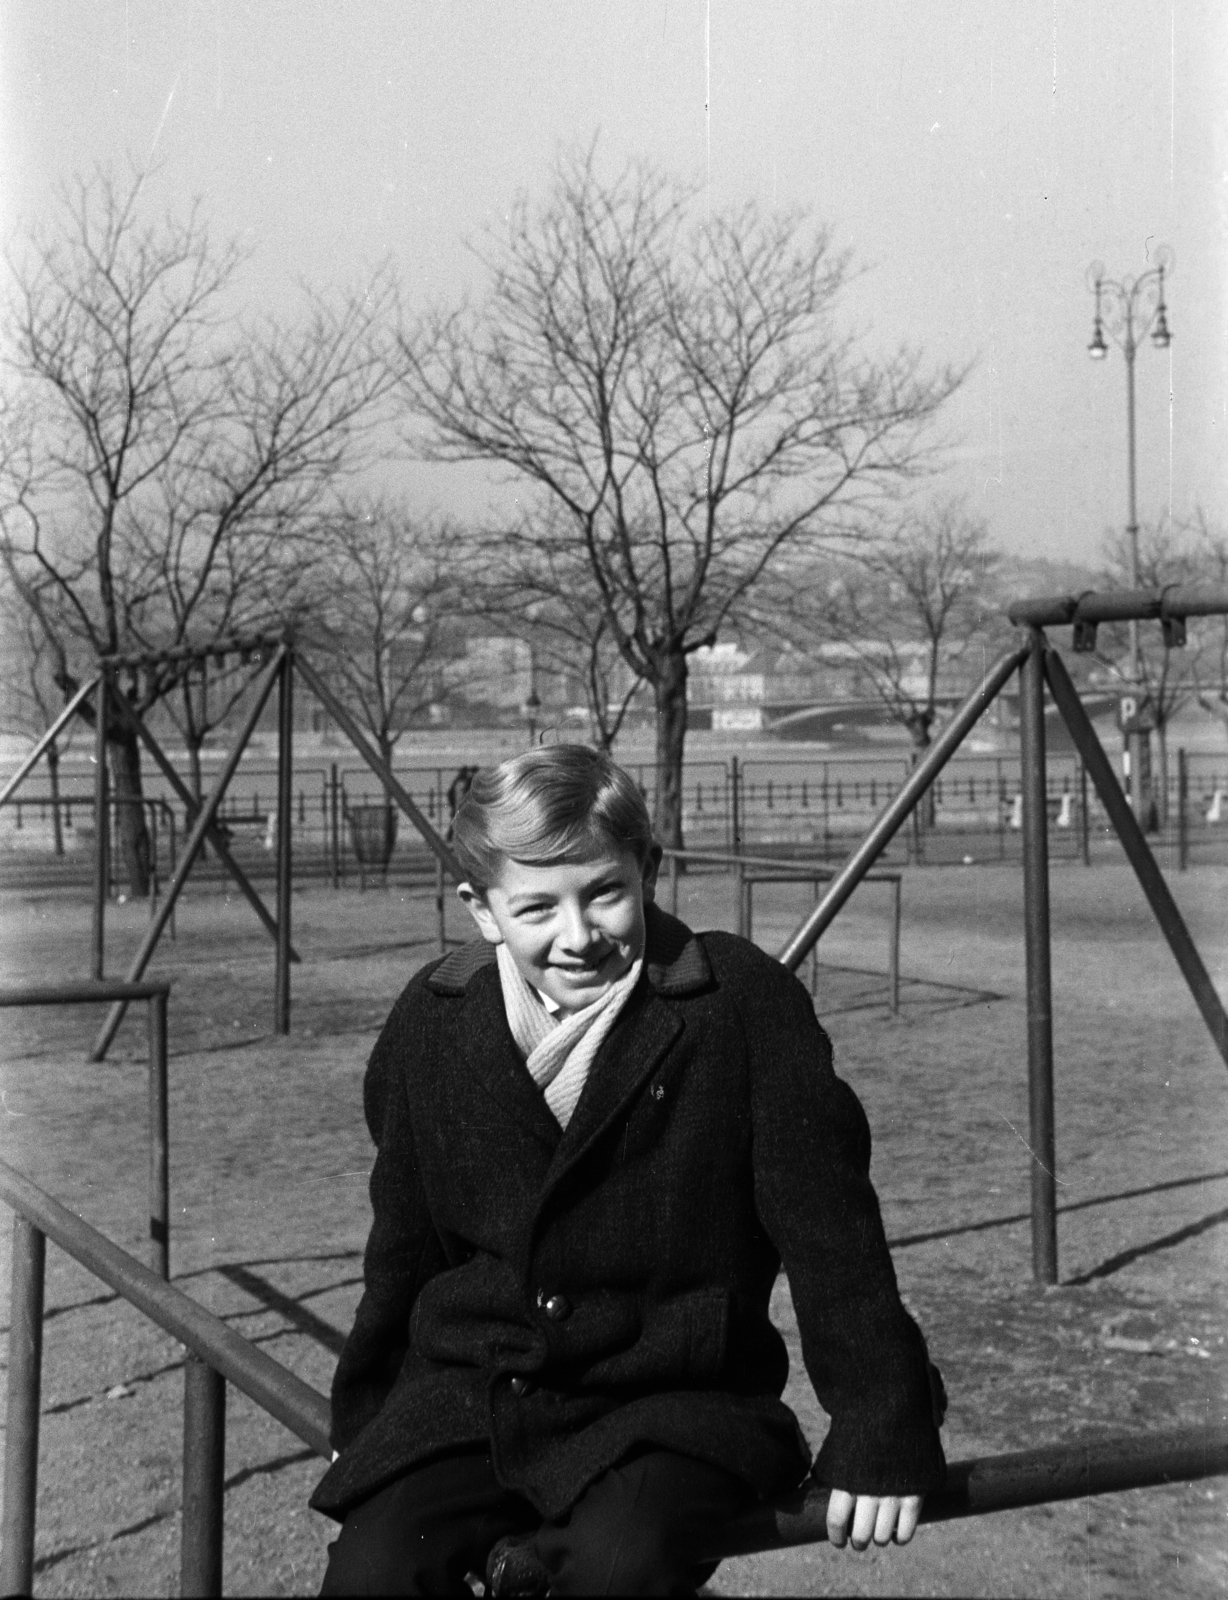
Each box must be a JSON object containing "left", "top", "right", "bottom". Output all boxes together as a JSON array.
[{"left": 449, "top": 964, "right": 562, "bottom": 1151}]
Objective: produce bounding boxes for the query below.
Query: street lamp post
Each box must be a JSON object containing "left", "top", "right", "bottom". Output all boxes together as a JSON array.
[{"left": 1086, "top": 249, "right": 1173, "bottom": 826}]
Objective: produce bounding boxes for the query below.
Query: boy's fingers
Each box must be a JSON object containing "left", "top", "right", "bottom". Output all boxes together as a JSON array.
[
  {"left": 872, "top": 1496, "right": 900, "bottom": 1545},
  {"left": 826, "top": 1488, "right": 855, "bottom": 1547},
  {"left": 850, "top": 1495, "right": 878, "bottom": 1550},
  {"left": 895, "top": 1495, "right": 923, "bottom": 1544}
]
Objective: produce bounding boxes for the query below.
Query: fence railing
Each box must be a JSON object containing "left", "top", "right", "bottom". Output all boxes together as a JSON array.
[
  {"left": 4, "top": 1154, "right": 1227, "bottom": 1596},
  {"left": 0, "top": 981, "right": 171, "bottom": 1278}
]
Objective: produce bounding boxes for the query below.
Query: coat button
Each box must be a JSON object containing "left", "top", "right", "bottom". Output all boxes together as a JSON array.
[
  {"left": 651, "top": 1083, "right": 665, "bottom": 1100},
  {"left": 509, "top": 1376, "right": 535, "bottom": 1397},
  {"left": 543, "top": 1294, "right": 571, "bottom": 1322}
]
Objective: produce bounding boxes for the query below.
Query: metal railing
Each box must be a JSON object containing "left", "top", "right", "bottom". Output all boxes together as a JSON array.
[
  {"left": 662, "top": 848, "right": 901, "bottom": 1011},
  {"left": 0, "top": 1159, "right": 330, "bottom": 1597},
  {"left": 0, "top": 981, "right": 171, "bottom": 1278},
  {"left": 4, "top": 1153, "right": 1227, "bottom": 1595}
]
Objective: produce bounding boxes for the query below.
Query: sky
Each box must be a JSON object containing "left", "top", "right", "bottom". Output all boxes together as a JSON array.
[{"left": 2, "top": 1, "right": 1224, "bottom": 569}]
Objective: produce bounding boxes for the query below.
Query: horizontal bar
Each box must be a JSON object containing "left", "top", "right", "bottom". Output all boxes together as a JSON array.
[
  {"left": 0, "top": 981, "right": 171, "bottom": 1007},
  {"left": 100, "top": 633, "right": 289, "bottom": 670},
  {"left": 0, "top": 1159, "right": 332, "bottom": 1458},
  {"left": 777, "top": 644, "right": 1029, "bottom": 971},
  {"left": 1008, "top": 585, "right": 1228, "bottom": 628},
  {"left": 716, "top": 1423, "right": 1228, "bottom": 1555},
  {"left": 661, "top": 848, "right": 899, "bottom": 882}
]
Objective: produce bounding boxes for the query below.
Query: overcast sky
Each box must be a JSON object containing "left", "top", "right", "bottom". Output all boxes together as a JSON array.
[{"left": 3, "top": 1, "right": 1224, "bottom": 567}]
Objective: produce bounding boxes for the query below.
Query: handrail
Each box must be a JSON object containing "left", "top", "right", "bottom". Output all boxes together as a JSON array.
[
  {"left": 3, "top": 1156, "right": 1227, "bottom": 1596},
  {"left": 0, "top": 980, "right": 170, "bottom": 1007},
  {"left": 0, "top": 1159, "right": 331, "bottom": 1456}
]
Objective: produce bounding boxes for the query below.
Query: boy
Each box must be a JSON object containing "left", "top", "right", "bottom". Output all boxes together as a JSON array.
[{"left": 312, "top": 745, "right": 945, "bottom": 1595}]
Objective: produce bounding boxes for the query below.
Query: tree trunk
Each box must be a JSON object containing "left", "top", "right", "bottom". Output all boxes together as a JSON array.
[
  {"left": 907, "top": 721, "right": 936, "bottom": 828},
  {"left": 652, "top": 650, "right": 688, "bottom": 853},
  {"left": 47, "top": 738, "right": 64, "bottom": 856},
  {"left": 108, "top": 725, "right": 152, "bottom": 896}
]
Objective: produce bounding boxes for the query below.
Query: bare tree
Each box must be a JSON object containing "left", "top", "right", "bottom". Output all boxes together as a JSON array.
[
  {"left": 303, "top": 502, "right": 461, "bottom": 768},
  {"left": 0, "top": 168, "right": 395, "bottom": 891},
  {"left": 0, "top": 571, "right": 79, "bottom": 854},
  {"left": 791, "top": 501, "right": 1002, "bottom": 821},
  {"left": 395, "top": 149, "right": 962, "bottom": 847}
]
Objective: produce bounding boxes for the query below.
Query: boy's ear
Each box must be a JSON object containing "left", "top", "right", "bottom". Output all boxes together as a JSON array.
[
  {"left": 640, "top": 845, "right": 662, "bottom": 903},
  {"left": 456, "top": 882, "right": 503, "bottom": 945}
]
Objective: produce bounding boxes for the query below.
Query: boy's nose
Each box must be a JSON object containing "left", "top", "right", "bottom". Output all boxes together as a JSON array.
[{"left": 559, "top": 903, "right": 600, "bottom": 953}]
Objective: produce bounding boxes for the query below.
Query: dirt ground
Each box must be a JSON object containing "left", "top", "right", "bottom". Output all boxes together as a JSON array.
[{"left": 0, "top": 857, "right": 1225, "bottom": 1597}]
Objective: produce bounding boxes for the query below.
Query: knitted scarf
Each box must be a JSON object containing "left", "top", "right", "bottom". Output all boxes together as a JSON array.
[{"left": 495, "top": 943, "right": 644, "bottom": 1130}]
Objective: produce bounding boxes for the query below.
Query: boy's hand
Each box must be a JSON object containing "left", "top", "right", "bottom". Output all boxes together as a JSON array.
[{"left": 826, "top": 1489, "right": 922, "bottom": 1550}]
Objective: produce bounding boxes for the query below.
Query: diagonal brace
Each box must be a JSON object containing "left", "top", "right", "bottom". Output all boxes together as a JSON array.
[
  {"left": 0, "top": 677, "right": 101, "bottom": 809},
  {"left": 1044, "top": 645, "right": 1228, "bottom": 1067},
  {"left": 105, "top": 683, "right": 299, "bottom": 965},
  {"left": 91, "top": 648, "right": 289, "bottom": 1062},
  {"left": 294, "top": 654, "right": 462, "bottom": 879}
]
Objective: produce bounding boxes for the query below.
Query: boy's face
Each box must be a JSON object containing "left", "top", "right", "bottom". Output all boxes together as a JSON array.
[{"left": 459, "top": 846, "right": 659, "bottom": 1015}]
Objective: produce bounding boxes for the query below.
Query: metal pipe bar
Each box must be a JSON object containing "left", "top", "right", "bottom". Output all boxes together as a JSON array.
[
  {"left": 714, "top": 1423, "right": 1228, "bottom": 1555},
  {"left": 105, "top": 689, "right": 299, "bottom": 962},
  {"left": 148, "top": 990, "right": 170, "bottom": 1279},
  {"left": 295, "top": 654, "right": 461, "bottom": 878},
  {"left": 1020, "top": 631, "right": 1058, "bottom": 1284},
  {"left": 91, "top": 672, "right": 109, "bottom": 981},
  {"left": 181, "top": 1358, "right": 226, "bottom": 1598},
  {"left": 274, "top": 653, "right": 293, "bottom": 1035},
  {"left": 661, "top": 846, "right": 900, "bottom": 881},
  {"left": 889, "top": 878, "right": 901, "bottom": 1014},
  {"left": 1007, "top": 585, "right": 1228, "bottom": 628},
  {"left": 1044, "top": 648, "right": 1228, "bottom": 1066},
  {"left": 777, "top": 645, "right": 1029, "bottom": 971},
  {"left": 0, "top": 1216, "right": 45, "bottom": 1598},
  {"left": 0, "top": 675, "right": 100, "bottom": 809},
  {"left": 0, "top": 980, "right": 171, "bottom": 1006},
  {"left": 100, "top": 633, "right": 288, "bottom": 670},
  {"left": 0, "top": 1158, "right": 332, "bottom": 1456},
  {"left": 1177, "top": 748, "right": 1189, "bottom": 873},
  {"left": 91, "top": 648, "right": 288, "bottom": 1062}
]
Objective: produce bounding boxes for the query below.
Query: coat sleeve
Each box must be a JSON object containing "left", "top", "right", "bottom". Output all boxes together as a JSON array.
[
  {"left": 723, "top": 939, "right": 946, "bottom": 1496},
  {"left": 329, "top": 988, "right": 447, "bottom": 1454}
]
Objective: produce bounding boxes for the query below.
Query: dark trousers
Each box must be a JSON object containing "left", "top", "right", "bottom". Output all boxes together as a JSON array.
[{"left": 319, "top": 1444, "right": 754, "bottom": 1596}]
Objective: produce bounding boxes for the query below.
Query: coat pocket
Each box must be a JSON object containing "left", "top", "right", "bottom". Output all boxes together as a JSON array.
[{"left": 580, "top": 1288, "right": 729, "bottom": 1389}]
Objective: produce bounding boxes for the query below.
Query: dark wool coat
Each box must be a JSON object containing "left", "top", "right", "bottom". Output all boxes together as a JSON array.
[{"left": 310, "top": 905, "right": 945, "bottom": 1522}]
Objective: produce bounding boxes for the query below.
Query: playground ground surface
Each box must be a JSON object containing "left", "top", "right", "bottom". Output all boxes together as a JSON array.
[{"left": 0, "top": 859, "right": 1225, "bottom": 1597}]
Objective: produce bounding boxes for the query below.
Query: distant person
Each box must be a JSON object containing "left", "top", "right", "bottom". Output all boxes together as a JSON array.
[
  {"left": 445, "top": 765, "right": 479, "bottom": 840},
  {"left": 312, "top": 744, "right": 945, "bottom": 1595}
]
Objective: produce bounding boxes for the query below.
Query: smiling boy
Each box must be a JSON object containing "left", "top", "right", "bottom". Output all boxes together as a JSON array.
[{"left": 312, "top": 745, "right": 945, "bottom": 1595}]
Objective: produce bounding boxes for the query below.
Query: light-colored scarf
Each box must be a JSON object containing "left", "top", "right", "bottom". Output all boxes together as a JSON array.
[{"left": 496, "top": 943, "right": 643, "bottom": 1130}]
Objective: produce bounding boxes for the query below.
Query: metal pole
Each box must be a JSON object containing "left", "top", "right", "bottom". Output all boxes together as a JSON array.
[
  {"left": 777, "top": 645, "right": 1028, "bottom": 971},
  {"left": 736, "top": 859, "right": 747, "bottom": 939},
  {"left": 181, "top": 1357, "right": 226, "bottom": 1598},
  {"left": 668, "top": 850, "right": 679, "bottom": 917},
  {"left": 330, "top": 762, "right": 341, "bottom": 889},
  {"left": 274, "top": 654, "right": 293, "bottom": 1035},
  {"left": 730, "top": 755, "right": 741, "bottom": 854},
  {"left": 436, "top": 854, "right": 446, "bottom": 955},
  {"left": 1045, "top": 647, "right": 1228, "bottom": 1066},
  {"left": 0, "top": 1216, "right": 45, "bottom": 1598},
  {"left": 91, "top": 673, "right": 109, "bottom": 980},
  {"left": 1019, "top": 630, "right": 1058, "bottom": 1285},
  {"left": 91, "top": 648, "right": 289, "bottom": 1062},
  {"left": 148, "top": 990, "right": 169, "bottom": 1279},
  {"left": 294, "top": 655, "right": 461, "bottom": 878},
  {"left": 1177, "top": 747, "right": 1188, "bottom": 872},
  {"left": 1079, "top": 759, "right": 1091, "bottom": 867},
  {"left": 0, "top": 675, "right": 99, "bottom": 809},
  {"left": 889, "top": 878, "right": 901, "bottom": 1015}
]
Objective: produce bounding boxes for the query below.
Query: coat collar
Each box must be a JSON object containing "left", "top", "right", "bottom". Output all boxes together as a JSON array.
[{"left": 425, "top": 902, "right": 711, "bottom": 999}]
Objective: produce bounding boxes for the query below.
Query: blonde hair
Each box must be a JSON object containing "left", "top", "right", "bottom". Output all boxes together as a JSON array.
[{"left": 451, "top": 745, "right": 655, "bottom": 892}]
